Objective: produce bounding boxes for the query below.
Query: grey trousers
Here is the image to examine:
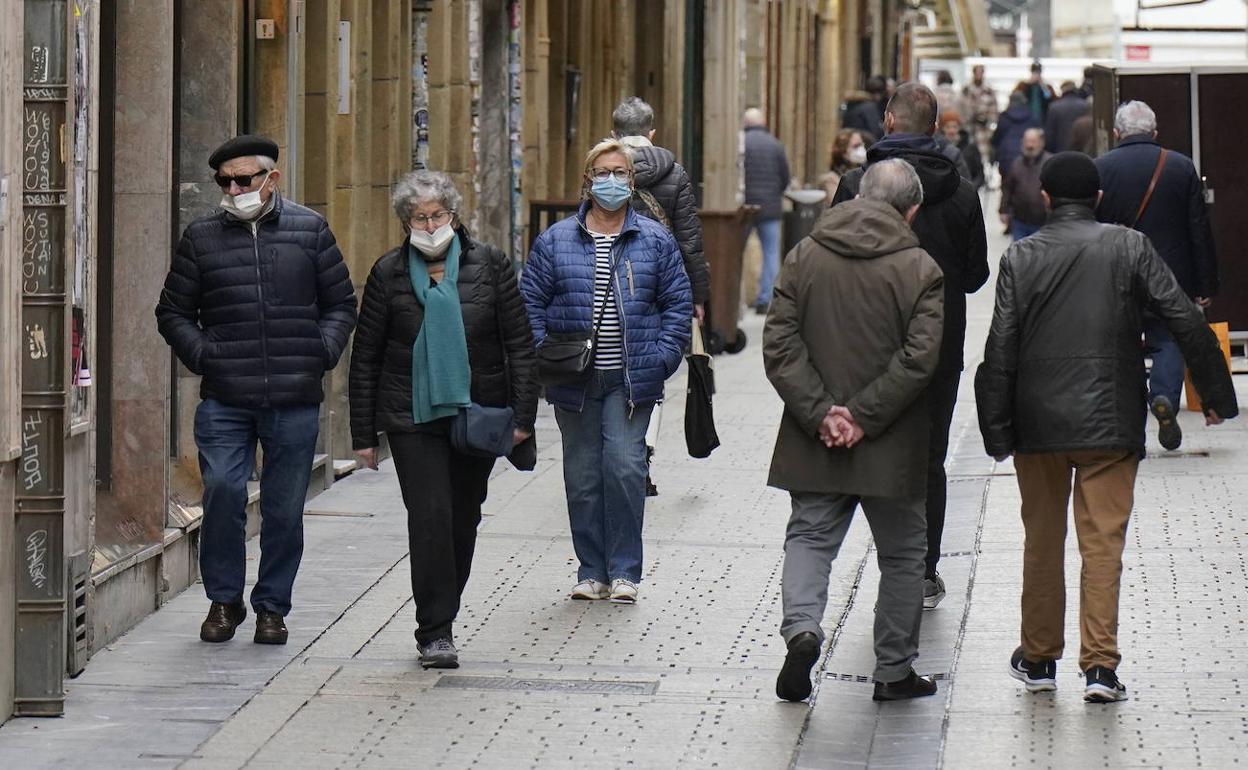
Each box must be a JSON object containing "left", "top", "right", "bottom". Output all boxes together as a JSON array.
[{"left": 781, "top": 491, "right": 927, "bottom": 682}]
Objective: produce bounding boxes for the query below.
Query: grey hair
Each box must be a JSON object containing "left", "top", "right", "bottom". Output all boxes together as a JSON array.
[
  {"left": 860, "top": 158, "right": 924, "bottom": 214},
  {"left": 613, "top": 97, "right": 655, "bottom": 137},
  {"left": 391, "top": 170, "right": 463, "bottom": 222},
  {"left": 255, "top": 155, "right": 277, "bottom": 171},
  {"left": 1115, "top": 100, "right": 1157, "bottom": 138},
  {"left": 1023, "top": 127, "right": 1045, "bottom": 141}
]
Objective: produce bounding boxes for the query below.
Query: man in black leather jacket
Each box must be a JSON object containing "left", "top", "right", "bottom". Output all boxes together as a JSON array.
[
  {"left": 833, "top": 82, "right": 990, "bottom": 610},
  {"left": 156, "top": 135, "right": 357, "bottom": 646},
  {"left": 975, "top": 152, "right": 1237, "bottom": 704}
]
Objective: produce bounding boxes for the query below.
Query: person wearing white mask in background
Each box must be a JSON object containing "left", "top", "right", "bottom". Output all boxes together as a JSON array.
[
  {"left": 820, "top": 128, "right": 874, "bottom": 200},
  {"left": 156, "top": 134, "right": 358, "bottom": 647},
  {"left": 348, "top": 170, "right": 539, "bottom": 669},
  {"left": 520, "top": 140, "right": 691, "bottom": 606}
]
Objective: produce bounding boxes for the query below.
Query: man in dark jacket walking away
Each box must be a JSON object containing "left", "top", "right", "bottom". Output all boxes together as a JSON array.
[
  {"left": 1095, "top": 100, "right": 1219, "bottom": 451},
  {"left": 843, "top": 74, "right": 888, "bottom": 140},
  {"left": 766, "top": 160, "right": 945, "bottom": 704},
  {"left": 743, "top": 108, "right": 791, "bottom": 313},
  {"left": 993, "top": 92, "right": 1043, "bottom": 186},
  {"left": 976, "top": 152, "right": 1237, "bottom": 704},
  {"left": 613, "top": 96, "right": 710, "bottom": 497},
  {"left": 832, "top": 82, "right": 990, "bottom": 610},
  {"left": 1044, "top": 81, "right": 1090, "bottom": 153},
  {"left": 999, "top": 128, "right": 1050, "bottom": 240},
  {"left": 156, "top": 135, "right": 358, "bottom": 646}
]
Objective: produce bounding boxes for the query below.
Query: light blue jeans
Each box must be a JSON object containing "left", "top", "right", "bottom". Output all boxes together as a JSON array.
[
  {"left": 554, "top": 370, "right": 654, "bottom": 584},
  {"left": 751, "top": 217, "right": 784, "bottom": 307}
]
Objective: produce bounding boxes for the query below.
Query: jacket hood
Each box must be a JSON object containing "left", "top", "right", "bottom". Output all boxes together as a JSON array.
[
  {"left": 866, "top": 134, "right": 961, "bottom": 205},
  {"left": 630, "top": 145, "right": 676, "bottom": 187},
  {"left": 810, "top": 198, "right": 919, "bottom": 259}
]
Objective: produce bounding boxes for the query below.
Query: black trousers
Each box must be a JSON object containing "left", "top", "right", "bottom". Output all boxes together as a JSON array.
[
  {"left": 388, "top": 431, "right": 496, "bottom": 645},
  {"left": 924, "top": 369, "right": 962, "bottom": 578}
]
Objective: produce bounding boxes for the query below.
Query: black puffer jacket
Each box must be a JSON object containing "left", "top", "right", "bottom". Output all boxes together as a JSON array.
[
  {"left": 833, "top": 135, "right": 990, "bottom": 372},
  {"left": 348, "top": 229, "right": 538, "bottom": 449},
  {"left": 975, "top": 207, "right": 1237, "bottom": 458},
  {"left": 629, "top": 144, "right": 710, "bottom": 305},
  {"left": 155, "top": 194, "right": 357, "bottom": 406}
]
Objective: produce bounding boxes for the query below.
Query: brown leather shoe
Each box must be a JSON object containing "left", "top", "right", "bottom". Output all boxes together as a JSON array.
[
  {"left": 200, "top": 601, "right": 247, "bottom": 643},
  {"left": 254, "top": 610, "right": 288, "bottom": 645}
]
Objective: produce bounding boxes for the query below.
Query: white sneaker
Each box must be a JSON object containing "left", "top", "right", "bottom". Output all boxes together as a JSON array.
[
  {"left": 609, "top": 579, "right": 638, "bottom": 604},
  {"left": 571, "top": 579, "right": 610, "bottom": 600}
]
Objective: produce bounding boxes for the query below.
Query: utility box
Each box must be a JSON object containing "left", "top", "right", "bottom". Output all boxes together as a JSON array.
[{"left": 1092, "top": 63, "right": 1248, "bottom": 334}]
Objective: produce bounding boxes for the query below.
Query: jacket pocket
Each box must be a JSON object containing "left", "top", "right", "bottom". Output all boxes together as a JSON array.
[{"left": 271, "top": 248, "right": 318, "bottom": 305}]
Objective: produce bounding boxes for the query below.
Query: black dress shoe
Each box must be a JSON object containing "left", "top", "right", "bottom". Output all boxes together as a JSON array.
[
  {"left": 200, "top": 601, "right": 247, "bottom": 643},
  {"left": 872, "top": 669, "right": 938, "bottom": 701},
  {"left": 254, "top": 610, "right": 289, "bottom": 645},
  {"left": 776, "top": 631, "right": 821, "bottom": 702}
]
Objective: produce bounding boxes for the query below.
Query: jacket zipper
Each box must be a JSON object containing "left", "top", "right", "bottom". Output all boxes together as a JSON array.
[
  {"left": 575, "top": 217, "right": 636, "bottom": 415},
  {"left": 251, "top": 224, "right": 271, "bottom": 403}
]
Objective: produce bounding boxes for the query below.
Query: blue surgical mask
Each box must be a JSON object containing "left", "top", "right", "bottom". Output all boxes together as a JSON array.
[{"left": 590, "top": 177, "right": 632, "bottom": 211}]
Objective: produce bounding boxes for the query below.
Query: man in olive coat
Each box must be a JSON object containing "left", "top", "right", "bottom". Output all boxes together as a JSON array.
[{"left": 763, "top": 159, "right": 945, "bottom": 703}]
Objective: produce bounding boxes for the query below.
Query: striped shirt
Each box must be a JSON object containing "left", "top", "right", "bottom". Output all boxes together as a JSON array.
[{"left": 589, "top": 231, "right": 624, "bottom": 370}]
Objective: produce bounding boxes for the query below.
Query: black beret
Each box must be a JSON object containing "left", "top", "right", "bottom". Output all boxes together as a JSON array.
[
  {"left": 1040, "top": 151, "right": 1100, "bottom": 200},
  {"left": 208, "top": 134, "right": 279, "bottom": 170}
]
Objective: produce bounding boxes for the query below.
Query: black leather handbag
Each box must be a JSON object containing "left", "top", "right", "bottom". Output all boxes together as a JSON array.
[{"left": 536, "top": 268, "right": 615, "bottom": 387}]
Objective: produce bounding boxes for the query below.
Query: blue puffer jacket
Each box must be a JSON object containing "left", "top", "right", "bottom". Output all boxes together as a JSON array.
[{"left": 521, "top": 201, "right": 692, "bottom": 411}]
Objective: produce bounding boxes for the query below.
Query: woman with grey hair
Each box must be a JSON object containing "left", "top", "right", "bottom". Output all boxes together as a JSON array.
[{"left": 349, "top": 170, "right": 538, "bottom": 669}]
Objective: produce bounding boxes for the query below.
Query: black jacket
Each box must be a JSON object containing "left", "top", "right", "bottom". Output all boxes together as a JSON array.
[
  {"left": 833, "top": 135, "right": 990, "bottom": 372},
  {"left": 1000, "top": 152, "right": 1051, "bottom": 226},
  {"left": 975, "top": 207, "right": 1237, "bottom": 458},
  {"left": 155, "top": 194, "right": 357, "bottom": 406},
  {"left": 1095, "top": 135, "right": 1218, "bottom": 299},
  {"left": 629, "top": 144, "right": 710, "bottom": 305},
  {"left": 1044, "top": 92, "right": 1090, "bottom": 153},
  {"left": 992, "top": 104, "right": 1042, "bottom": 175},
  {"left": 348, "top": 230, "right": 539, "bottom": 449},
  {"left": 954, "top": 129, "right": 985, "bottom": 189},
  {"left": 843, "top": 97, "right": 885, "bottom": 140},
  {"left": 743, "top": 126, "right": 791, "bottom": 221}
]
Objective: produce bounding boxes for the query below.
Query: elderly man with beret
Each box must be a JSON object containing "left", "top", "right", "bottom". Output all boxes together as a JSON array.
[{"left": 156, "top": 135, "right": 357, "bottom": 645}]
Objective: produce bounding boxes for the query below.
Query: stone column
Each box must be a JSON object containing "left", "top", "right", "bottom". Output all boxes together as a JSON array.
[
  {"left": 477, "top": 0, "right": 511, "bottom": 252},
  {"left": 815, "top": 0, "right": 845, "bottom": 176},
  {"left": 96, "top": 0, "right": 173, "bottom": 551},
  {"left": 701, "top": 0, "right": 746, "bottom": 211}
]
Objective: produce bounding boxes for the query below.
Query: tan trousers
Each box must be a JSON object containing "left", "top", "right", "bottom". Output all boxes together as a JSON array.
[{"left": 1014, "top": 450, "right": 1139, "bottom": 671}]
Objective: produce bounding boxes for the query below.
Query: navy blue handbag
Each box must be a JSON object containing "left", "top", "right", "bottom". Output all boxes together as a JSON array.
[{"left": 450, "top": 403, "right": 516, "bottom": 458}]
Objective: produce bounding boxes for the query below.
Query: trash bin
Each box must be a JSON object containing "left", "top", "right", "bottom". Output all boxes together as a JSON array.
[
  {"left": 782, "top": 189, "right": 828, "bottom": 256},
  {"left": 699, "top": 206, "right": 759, "bottom": 355}
]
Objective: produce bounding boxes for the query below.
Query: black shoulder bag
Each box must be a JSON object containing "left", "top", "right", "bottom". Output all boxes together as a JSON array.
[{"left": 536, "top": 265, "right": 615, "bottom": 387}]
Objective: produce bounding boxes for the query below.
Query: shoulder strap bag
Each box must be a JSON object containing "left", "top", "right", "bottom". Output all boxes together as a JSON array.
[
  {"left": 536, "top": 255, "right": 616, "bottom": 387},
  {"left": 1131, "top": 149, "right": 1168, "bottom": 228}
]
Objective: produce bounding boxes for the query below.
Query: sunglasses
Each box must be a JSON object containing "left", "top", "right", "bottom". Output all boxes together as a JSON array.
[{"left": 214, "top": 170, "right": 270, "bottom": 189}]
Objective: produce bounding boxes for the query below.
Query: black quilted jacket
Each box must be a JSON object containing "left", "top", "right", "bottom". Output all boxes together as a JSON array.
[
  {"left": 629, "top": 145, "right": 710, "bottom": 305},
  {"left": 975, "top": 206, "right": 1238, "bottom": 458},
  {"left": 348, "top": 230, "right": 539, "bottom": 449},
  {"left": 155, "top": 194, "right": 358, "bottom": 406}
]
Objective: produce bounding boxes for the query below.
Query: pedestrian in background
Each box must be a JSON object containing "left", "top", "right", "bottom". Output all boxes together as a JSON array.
[
  {"left": 1000, "top": 128, "right": 1050, "bottom": 241},
  {"left": 843, "top": 74, "right": 888, "bottom": 140},
  {"left": 832, "top": 82, "right": 990, "bottom": 611},
  {"left": 940, "top": 112, "right": 984, "bottom": 190},
  {"left": 156, "top": 135, "right": 358, "bottom": 646},
  {"left": 933, "top": 70, "right": 961, "bottom": 120},
  {"left": 520, "top": 140, "right": 691, "bottom": 605},
  {"left": 1023, "top": 61, "right": 1054, "bottom": 121},
  {"left": 819, "top": 127, "right": 873, "bottom": 200},
  {"left": 766, "top": 159, "right": 945, "bottom": 703},
  {"left": 993, "top": 91, "right": 1042, "bottom": 187},
  {"left": 612, "top": 96, "right": 709, "bottom": 498},
  {"left": 1045, "top": 81, "right": 1090, "bottom": 153},
  {"left": 1095, "top": 101, "right": 1219, "bottom": 451},
  {"left": 743, "top": 107, "right": 792, "bottom": 314},
  {"left": 348, "top": 170, "right": 538, "bottom": 669},
  {"left": 976, "top": 152, "right": 1237, "bottom": 703},
  {"left": 962, "top": 65, "right": 999, "bottom": 174}
]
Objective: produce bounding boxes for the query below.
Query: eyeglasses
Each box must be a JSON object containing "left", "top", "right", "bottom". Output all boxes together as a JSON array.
[
  {"left": 590, "top": 168, "right": 631, "bottom": 183},
  {"left": 410, "top": 210, "right": 454, "bottom": 227},
  {"left": 214, "top": 170, "right": 270, "bottom": 189}
]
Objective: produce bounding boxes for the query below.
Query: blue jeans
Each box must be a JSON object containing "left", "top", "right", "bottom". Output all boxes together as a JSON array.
[
  {"left": 1143, "top": 316, "right": 1184, "bottom": 408},
  {"left": 554, "top": 370, "right": 654, "bottom": 584},
  {"left": 751, "top": 217, "right": 783, "bottom": 307},
  {"left": 195, "top": 398, "right": 320, "bottom": 616},
  {"left": 1010, "top": 220, "right": 1041, "bottom": 241}
]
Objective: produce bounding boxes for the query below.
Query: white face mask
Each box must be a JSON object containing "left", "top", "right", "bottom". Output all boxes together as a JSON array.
[
  {"left": 220, "top": 172, "right": 272, "bottom": 220},
  {"left": 409, "top": 222, "right": 456, "bottom": 258},
  {"left": 847, "top": 146, "right": 868, "bottom": 166}
]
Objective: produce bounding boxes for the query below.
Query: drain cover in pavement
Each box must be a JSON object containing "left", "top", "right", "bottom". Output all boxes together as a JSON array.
[{"left": 434, "top": 675, "right": 658, "bottom": 695}]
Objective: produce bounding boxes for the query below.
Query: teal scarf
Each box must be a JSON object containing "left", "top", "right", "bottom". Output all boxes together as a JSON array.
[{"left": 407, "top": 238, "right": 471, "bottom": 424}]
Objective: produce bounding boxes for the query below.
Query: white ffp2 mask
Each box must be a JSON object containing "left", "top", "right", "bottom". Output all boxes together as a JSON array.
[{"left": 409, "top": 222, "right": 456, "bottom": 258}]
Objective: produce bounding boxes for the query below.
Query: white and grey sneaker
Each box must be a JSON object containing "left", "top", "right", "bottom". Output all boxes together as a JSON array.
[
  {"left": 923, "top": 574, "right": 946, "bottom": 610},
  {"left": 609, "top": 579, "right": 638, "bottom": 604},
  {"left": 417, "top": 636, "right": 459, "bottom": 669},
  {"left": 571, "top": 579, "right": 610, "bottom": 600}
]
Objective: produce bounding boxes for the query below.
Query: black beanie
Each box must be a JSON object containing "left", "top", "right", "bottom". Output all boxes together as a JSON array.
[{"left": 1040, "top": 151, "right": 1100, "bottom": 199}]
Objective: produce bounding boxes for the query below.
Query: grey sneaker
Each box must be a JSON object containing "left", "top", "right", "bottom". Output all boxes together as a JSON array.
[
  {"left": 417, "top": 636, "right": 459, "bottom": 669},
  {"left": 1150, "top": 396, "right": 1182, "bottom": 451},
  {"left": 923, "top": 574, "right": 946, "bottom": 610}
]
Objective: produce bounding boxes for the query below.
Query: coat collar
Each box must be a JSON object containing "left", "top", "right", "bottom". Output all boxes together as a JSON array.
[
  {"left": 1118, "top": 134, "right": 1158, "bottom": 148},
  {"left": 220, "top": 191, "right": 285, "bottom": 229},
  {"left": 1047, "top": 204, "right": 1097, "bottom": 223},
  {"left": 575, "top": 199, "right": 642, "bottom": 238}
]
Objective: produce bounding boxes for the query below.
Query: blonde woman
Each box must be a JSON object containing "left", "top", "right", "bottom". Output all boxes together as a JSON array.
[{"left": 520, "top": 140, "right": 691, "bottom": 604}]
